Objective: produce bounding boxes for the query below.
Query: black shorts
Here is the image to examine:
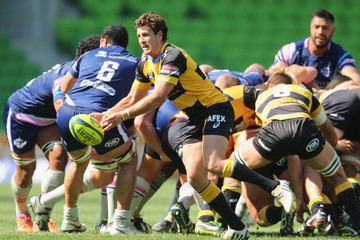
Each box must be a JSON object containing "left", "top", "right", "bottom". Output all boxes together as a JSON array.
[
  {"left": 254, "top": 157, "right": 288, "bottom": 178},
  {"left": 253, "top": 118, "right": 325, "bottom": 161},
  {"left": 203, "top": 101, "right": 234, "bottom": 138},
  {"left": 144, "top": 144, "right": 186, "bottom": 174},
  {"left": 156, "top": 124, "right": 185, "bottom": 174},
  {"left": 145, "top": 144, "right": 160, "bottom": 160},
  {"left": 171, "top": 101, "right": 235, "bottom": 146}
]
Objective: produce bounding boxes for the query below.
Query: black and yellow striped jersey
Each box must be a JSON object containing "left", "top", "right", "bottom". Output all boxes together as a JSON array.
[
  {"left": 255, "top": 84, "right": 326, "bottom": 126},
  {"left": 222, "top": 85, "right": 258, "bottom": 131},
  {"left": 133, "top": 42, "right": 228, "bottom": 117}
]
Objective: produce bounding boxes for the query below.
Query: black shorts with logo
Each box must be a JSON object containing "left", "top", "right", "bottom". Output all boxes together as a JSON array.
[
  {"left": 203, "top": 101, "right": 234, "bottom": 137},
  {"left": 253, "top": 118, "right": 325, "bottom": 162}
]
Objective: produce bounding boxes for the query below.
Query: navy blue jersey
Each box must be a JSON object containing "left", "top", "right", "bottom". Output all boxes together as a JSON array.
[
  {"left": 66, "top": 46, "right": 139, "bottom": 112},
  {"left": 8, "top": 61, "right": 72, "bottom": 125},
  {"left": 273, "top": 38, "right": 357, "bottom": 89},
  {"left": 155, "top": 99, "right": 179, "bottom": 134},
  {"left": 207, "top": 69, "right": 264, "bottom": 86}
]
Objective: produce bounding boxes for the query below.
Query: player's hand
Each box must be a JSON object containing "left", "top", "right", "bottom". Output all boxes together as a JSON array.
[
  {"left": 101, "top": 112, "right": 122, "bottom": 131},
  {"left": 90, "top": 112, "right": 104, "bottom": 122},
  {"left": 335, "top": 139, "right": 353, "bottom": 153}
]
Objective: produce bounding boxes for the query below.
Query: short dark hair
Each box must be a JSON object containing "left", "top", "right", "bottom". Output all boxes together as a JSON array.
[
  {"left": 325, "top": 74, "right": 352, "bottom": 90},
  {"left": 267, "top": 72, "right": 293, "bottom": 86},
  {"left": 135, "top": 12, "right": 168, "bottom": 41},
  {"left": 75, "top": 34, "right": 100, "bottom": 59},
  {"left": 311, "top": 9, "right": 335, "bottom": 23},
  {"left": 101, "top": 24, "right": 129, "bottom": 48}
]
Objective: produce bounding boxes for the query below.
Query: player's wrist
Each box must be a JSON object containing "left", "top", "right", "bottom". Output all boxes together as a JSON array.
[
  {"left": 335, "top": 142, "right": 341, "bottom": 151},
  {"left": 119, "top": 109, "right": 131, "bottom": 121}
]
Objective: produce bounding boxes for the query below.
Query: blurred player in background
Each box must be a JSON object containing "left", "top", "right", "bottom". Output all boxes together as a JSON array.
[{"left": 272, "top": 8, "right": 360, "bottom": 89}]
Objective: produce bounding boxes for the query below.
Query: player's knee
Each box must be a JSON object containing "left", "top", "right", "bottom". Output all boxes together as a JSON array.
[
  {"left": 43, "top": 141, "right": 68, "bottom": 168},
  {"left": 114, "top": 140, "right": 136, "bottom": 164},
  {"left": 134, "top": 116, "right": 152, "bottom": 133},
  {"left": 40, "top": 140, "right": 63, "bottom": 155},
  {"left": 12, "top": 154, "right": 36, "bottom": 166},
  {"left": 70, "top": 146, "right": 92, "bottom": 164},
  {"left": 91, "top": 159, "right": 118, "bottom": 172},
  {"left": 317, "top": 153, "right": 341, "bottom": 177}
]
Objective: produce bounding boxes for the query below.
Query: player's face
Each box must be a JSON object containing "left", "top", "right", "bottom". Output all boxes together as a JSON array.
[
  {"left": 137, "top": 25, "right": 163, "bottom": 57},
  {"left": 310, "top": 16, "right": 335, "bottom": 49}
]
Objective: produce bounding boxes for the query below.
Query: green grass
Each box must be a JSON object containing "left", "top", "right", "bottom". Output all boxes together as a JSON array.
[{"left": 0, "top": 179, "right": 355, "bottom": 239}]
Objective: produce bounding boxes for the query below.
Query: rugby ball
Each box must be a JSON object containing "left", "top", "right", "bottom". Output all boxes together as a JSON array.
[{"left": 69, "top": 114, "right": 104, "bottom": 146}]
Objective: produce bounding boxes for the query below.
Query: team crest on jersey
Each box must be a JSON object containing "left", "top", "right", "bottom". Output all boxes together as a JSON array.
[
  {"left": 320, "top": 63, "right": 331, "bottom": 78},
  {"left": 13, "top": 137, "right": 27, "bottom": 149}
]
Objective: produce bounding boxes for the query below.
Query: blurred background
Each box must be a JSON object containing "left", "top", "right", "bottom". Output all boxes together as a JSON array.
[{"left": 0, "top": 0, "right": 359, "bottom": 180}]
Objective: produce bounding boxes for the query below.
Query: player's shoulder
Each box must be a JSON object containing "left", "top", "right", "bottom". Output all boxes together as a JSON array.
[
  {"left": 162, "top": 43, "right": 186, "bottom": 61},
  {"left": 328, "top": 40, "right": 348, "bottom": 55}
]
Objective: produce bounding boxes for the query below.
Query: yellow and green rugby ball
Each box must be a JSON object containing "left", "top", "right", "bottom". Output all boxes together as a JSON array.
[{"left": 69, "top": 114, "right": 104, "bottom": 146}]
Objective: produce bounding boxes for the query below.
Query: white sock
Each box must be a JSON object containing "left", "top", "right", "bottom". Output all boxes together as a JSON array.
[
  {"left": 130, "top": 176, "right": 150, "bottom": 216},
  {"left": 113, "top": 209, "right": 130, "bottom": 229},
  {"left": 40, "top": 184, "right": 65, "bottom": 209},
  {"left": 178, "top": 182, "right": 195, "bottom": 210},
  {"left": 63, "top": 205, "right": 79, "bottom": 221},
  {"left": 11, "top": 176, "right": 32, "bottom": 216},
  {"left": 99, "top": 187, "right": 108, "bottom": 222},
  {"left": 107, "top": 181, "right": 117, "bottom": 221},
  {"left": 41, "top": 169, "right": 65, "bottom": 193}
]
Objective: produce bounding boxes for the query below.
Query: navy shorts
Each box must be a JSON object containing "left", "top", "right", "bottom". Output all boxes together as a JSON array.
[
  {"left": 57, "top": 104, "right": 129, "bottom": 154},
  {"left": 3, "top": 102, "right": 55, "bottom": 154}
]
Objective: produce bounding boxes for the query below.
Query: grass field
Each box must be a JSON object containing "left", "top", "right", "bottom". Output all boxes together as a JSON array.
[{"left": 0, "top": 178, "right": 355, "bottom": 239}]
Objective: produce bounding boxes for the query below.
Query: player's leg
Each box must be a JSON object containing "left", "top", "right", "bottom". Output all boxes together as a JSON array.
[
  {"left": 33, "top": 125, "right": 68, "bottom": 232},
  {"left": 4, "top": 105, "right": 37, "bottom": 232},
  {"left": 36, "top": 125, "right": 68, "bottom": 195}
]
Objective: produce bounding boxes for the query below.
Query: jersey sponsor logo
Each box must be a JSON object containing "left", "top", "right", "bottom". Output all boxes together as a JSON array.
[
  {"left": 95, "top": 51, "right": 108, "bottom": 58},
  {"left": 80, "top": 80, "right": 115, "bottom": 96},
  {"left": 306, "top": 138, "right": 320, "bottom": 152},
  {"left": 257, "top": 138, "right": 272, "bottom": 152},
  {"left": 160, "top": 64, "right": 180, "bottom": 76},
  {"left": 207, "top": 114, "right": 226, "bottom": 129},
  {"left": 105, "top": 138, "right": 120, "bottom": 148},
  {"left": 13, "top": 137, "right": 27, "bottom": 149}
]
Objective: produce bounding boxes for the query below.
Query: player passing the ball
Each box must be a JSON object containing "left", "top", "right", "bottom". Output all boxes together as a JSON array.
[
  {"left": 3, "top": 35, "right": 100, "bottom": 232},
  {"left": 28, "top": 24, "right": 140, "bottom": 234}
]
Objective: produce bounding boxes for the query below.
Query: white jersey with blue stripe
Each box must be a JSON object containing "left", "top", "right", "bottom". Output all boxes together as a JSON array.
[
  {"left": 273, "top": 38, "right": 357, "bottom": 89},
  {"left": 66, "top": 46, "right": 139, "bottom": 112},
  {"left": 8, "top": 61, "right": 72, "bottom": 120}
]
